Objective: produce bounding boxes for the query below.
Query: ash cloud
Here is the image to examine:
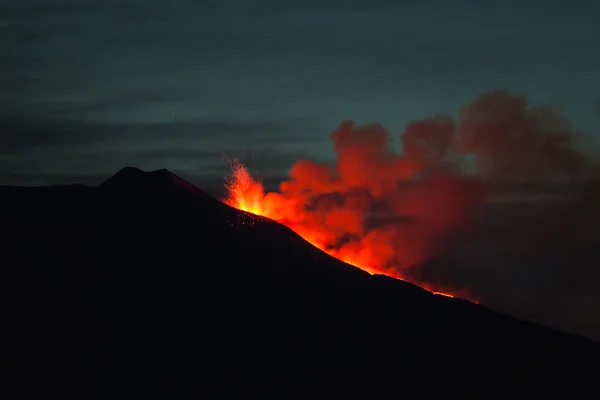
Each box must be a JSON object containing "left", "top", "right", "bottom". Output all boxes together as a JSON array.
[{"left": 398, "top": 91, "right": 600, "bottom": 339}]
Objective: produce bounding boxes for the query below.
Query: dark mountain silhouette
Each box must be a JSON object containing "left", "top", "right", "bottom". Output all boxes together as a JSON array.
[{"left": 1, "top": 167, "right": 598, "bottom": 397}]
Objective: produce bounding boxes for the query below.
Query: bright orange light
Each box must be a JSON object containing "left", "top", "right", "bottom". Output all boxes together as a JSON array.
[
  {"left": 223, "top": 160, "right": 474, "bottom": 302},
  {"left": 224, "top": 160, "right": 265, "bottom": 215}
]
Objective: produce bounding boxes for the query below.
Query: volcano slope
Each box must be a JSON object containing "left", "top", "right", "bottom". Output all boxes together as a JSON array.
[{"left": 0, "top": 167, "right": 598, "bottom": 396}]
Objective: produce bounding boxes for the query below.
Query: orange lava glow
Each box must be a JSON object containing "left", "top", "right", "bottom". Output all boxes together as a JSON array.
[
  {"left": 224, "top": 160, "right": 265, "bottom": 215},
  {"left": 220, "top": 90, "right": 594, "bottom": 304},
  {"left": 224, "top": 159, "right": 469, "bottom": 301}
]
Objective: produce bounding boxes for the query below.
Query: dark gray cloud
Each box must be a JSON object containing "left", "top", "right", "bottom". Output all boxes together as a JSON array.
[
  {"left": 407, "top": 179, "right": 600, "bottom": 340},
  {"left": 0, "top": 113, "right": 316, "bottom": 190},
  {"left": 0, "top": 114, "right": 316, "bottom": 152}
]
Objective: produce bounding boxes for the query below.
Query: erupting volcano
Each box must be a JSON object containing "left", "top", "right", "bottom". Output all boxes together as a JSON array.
[
  {"left": 3, "top": 164, "right": 600, "bottom": 394},
  {"left": 224, "top": 158, "right": 465, "bottom": 299},
  {"left": 222, "top": 90, "right": 594, "bottom": 302}
]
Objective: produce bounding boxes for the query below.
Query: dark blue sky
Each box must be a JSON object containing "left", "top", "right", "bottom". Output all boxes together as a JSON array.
[{"left": 1, "top": 0, "right": 599, "bottom": 187}]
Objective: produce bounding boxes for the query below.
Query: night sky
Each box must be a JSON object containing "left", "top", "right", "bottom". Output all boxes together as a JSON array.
[
  {"left": 2, "top": 1, "right": 600, "bottom": 339},
  {"left": 2, "top": 0, "right": 599, "bottom": 187}
]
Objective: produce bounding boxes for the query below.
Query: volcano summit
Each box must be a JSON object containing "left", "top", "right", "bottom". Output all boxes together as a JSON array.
[{"left": 0, "top": 167, "right": 597, "bottom": 397}]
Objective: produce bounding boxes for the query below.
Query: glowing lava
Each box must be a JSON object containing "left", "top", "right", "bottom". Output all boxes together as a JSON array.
[{"left": 223, "top": 159, "right": 463, "bottom": 300}]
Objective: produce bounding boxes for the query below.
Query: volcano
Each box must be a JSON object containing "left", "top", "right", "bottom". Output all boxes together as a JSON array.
[{"left": 0, "top": 167, "right": 597, "bottom": 397}]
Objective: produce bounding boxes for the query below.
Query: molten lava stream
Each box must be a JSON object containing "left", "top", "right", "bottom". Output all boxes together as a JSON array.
[{"left": 223, "top": 161, "right": 463, "bottom": 301}]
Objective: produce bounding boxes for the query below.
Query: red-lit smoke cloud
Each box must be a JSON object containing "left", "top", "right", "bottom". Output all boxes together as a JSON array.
[{"left": 226, "top": 89, "right": 599, "bottom": 301}]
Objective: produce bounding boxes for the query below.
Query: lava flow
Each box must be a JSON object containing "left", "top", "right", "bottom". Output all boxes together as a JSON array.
[{"left": 224, "top": 159, "right": 462, "bottom": 299}]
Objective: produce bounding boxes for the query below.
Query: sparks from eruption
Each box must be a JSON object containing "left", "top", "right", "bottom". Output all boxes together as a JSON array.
[
  {"left": 223, "top": 158, "right": 459, "bottom": 300},
  {"left": 224, "top": 159, "right": 265, "bottom": 215}
]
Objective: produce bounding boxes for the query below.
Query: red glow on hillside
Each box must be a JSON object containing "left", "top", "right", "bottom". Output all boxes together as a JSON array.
[
  {"left": 224, "top": 159, "right": 464, "bottom": 300},
  {"left": 221, "top": 91, "right": 592, "bottom": 303}
]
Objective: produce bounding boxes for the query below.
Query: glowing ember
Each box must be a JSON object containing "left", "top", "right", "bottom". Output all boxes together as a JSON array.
[{"left": 223, "top": 159, "right": 465, "bottom": 301}]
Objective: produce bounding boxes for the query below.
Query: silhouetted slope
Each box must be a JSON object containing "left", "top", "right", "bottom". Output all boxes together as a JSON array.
[{"left": 0, "top": 167, "right": 598, "bottom": 397}]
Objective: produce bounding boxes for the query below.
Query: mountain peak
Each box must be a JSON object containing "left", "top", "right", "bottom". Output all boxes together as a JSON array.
[
  {"left": 98, "top": 167, "right": 201, "bottom": 196},
  {"left": 98, "top": 166, "right": 148, "bottom": 187}
]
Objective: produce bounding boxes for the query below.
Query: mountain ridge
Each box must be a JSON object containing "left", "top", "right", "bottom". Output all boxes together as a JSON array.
[{"left": 0, "top": 167, "right": 598, "bottom": 396}]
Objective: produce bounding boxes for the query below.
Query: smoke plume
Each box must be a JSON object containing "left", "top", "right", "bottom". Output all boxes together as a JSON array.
[{"left": 225, "top": 89, "right": 600, "bottom": 338}]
